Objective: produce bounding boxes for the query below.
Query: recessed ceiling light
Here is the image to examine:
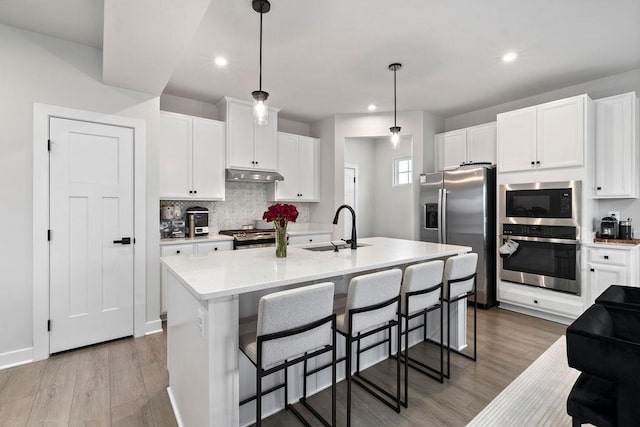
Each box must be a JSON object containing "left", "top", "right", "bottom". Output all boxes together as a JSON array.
[
  {"left": 214, "top": 56, "right": 228, "bottom": 67},
  {"left": 502, "top": 51, "right": 518, "bottom": 63},
  {"left": 368, "top": 104, "right": 377, "bottom": 111}
]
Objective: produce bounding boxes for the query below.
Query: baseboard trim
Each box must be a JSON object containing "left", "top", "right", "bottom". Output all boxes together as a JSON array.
[
  {"left": 0, "top": 347, "right": 34, "bottom": 371},
  {"left": 145, "top": 319, "right": 163, "bottom": 335},
  {"left": 499, "top": 303, "right": 573, "bottom": 325},
  {"left": 167, "top": 386, "right": 184, "bottom": 427}
]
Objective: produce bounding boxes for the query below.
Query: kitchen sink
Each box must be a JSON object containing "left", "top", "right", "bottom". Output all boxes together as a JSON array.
[{"left": 302, "top": 243, "right": 369, "bottom": 252}]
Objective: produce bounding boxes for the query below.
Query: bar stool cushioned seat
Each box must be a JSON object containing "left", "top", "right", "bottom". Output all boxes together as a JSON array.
[
  {"left": 240, "top": 282, "right": 337, "bottom": 426},
  {"left": 399, "top": 260, "right": 445, "bottom": 405}
]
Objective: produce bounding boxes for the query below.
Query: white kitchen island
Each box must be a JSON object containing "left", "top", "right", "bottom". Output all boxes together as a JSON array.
[{"left": 161, "top": 237, "right": 471, "bottom": 427}]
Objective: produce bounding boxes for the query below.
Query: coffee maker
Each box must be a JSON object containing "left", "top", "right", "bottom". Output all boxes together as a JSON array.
[
  {"left": 600, "top": 216, "right": 618, "bottom": 239},
  {"left": 185, "top": 207, "right": 209, "bottom": 236}
]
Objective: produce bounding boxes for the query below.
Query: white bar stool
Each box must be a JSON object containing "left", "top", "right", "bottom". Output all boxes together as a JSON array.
[
  {"left": 239, "top": 282, "right": 337, "bottom": 426},
  {"left": 399, "top": 260, "right": 445, "bottom": 407},
  {"left": 335, "top": 269, "right": 403, "bottom": 427},
  {"left": 442, "top": 253, "right": 478, "bottom": 379}
]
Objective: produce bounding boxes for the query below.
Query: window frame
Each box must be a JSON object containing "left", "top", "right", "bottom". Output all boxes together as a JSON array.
[{"left": 393, "top": 156, "right": 412, "bottom": 187}]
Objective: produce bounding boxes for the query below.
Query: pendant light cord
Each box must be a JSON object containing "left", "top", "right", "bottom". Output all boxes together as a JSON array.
[
  {"left": 259, "top": 7, "right": 263, "bottom": 92},
  {"left": 393, "top": 67, "right": 397, "bottom": 127}
]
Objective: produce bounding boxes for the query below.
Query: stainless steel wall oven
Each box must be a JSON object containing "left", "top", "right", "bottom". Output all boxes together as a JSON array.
[{"left": 499, "top": 181, "right": 581, "bottom": 295}]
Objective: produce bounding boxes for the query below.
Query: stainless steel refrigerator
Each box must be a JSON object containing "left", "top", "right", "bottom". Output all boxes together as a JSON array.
[{"left": 419, "top": 164, "right": 496, "bottom": 308}]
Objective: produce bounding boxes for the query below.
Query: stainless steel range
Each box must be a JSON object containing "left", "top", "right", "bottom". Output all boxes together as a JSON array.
[{"left": 219, "top": 229, "right": 276, "bottom": 250}]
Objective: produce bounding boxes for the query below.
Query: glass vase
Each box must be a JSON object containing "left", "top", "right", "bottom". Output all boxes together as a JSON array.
[{"left": 274, "top": 221, "right": 288, "bottom": 258}]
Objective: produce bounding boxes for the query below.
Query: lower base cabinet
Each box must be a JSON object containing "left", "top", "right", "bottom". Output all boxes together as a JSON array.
[
  {"left": 586, "top": 244, "right": 640, "bottom": 306},
  {"left": 160, "top": 240, "right": 233, "bottom": 313},
  {"left": 498, "top": 280, "right": 584, "bottom": 321}
]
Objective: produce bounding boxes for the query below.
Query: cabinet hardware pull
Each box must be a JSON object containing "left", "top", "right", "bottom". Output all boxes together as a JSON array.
[
  {"left": 194, "top": 190, "right": 197, "bottom": 194},
  {"left": 176, "top": 250, "right": 181, "bottom": 254},
  {"left": 113, "top": 237, "right": 131, "bottom": 245},
  {"left": 590, "top": 268, "right": 595, "bottom": 272},
  {"left": 214, "top": 247, "right": 218, "bottom": 251},
  {"left": 536, "top": 160, "right": 540, "bottom": 165},
  {"left": 533, "top": 299, "right": 538, "bottom": 304},
  {"left": 189, "top": 190, "right": 193, "bottom": 194},
  {"left": 530, "top": 161, "right": 535, "bottom": 165},
  {"left": 596, "top": 186, "right": 602, "bottom": 190},
  {"left": 604, "top": 255, "right": 609, "bottom": 259}
]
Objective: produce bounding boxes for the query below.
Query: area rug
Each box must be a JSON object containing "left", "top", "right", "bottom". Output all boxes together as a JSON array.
[{"left": 467, "top": 336, "right": 579, "bottom": 426}]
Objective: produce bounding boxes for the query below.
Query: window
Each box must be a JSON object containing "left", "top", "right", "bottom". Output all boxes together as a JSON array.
[{"left": 394, "top": 157, "right": 412, "bottom": 186}]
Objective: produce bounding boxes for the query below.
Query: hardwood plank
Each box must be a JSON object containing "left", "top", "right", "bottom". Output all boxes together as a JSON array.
[
  {"left": 0, "top": 394, "right": 35, "bottom": 427},
  {"left": 68, "top": 386, "right": 111, "bottom": 427},
  {"left": 146, "top": 388, "right": 178, "bottom": 427},
  {"left": 111, "top": 397, "right": 155, "bottom": 427},
  {"left": 0, "top": 369, "right": 12, "bottom": 398},
  {"left": 27, "top": 352, "right": 79, "bottom": 425},
  {"left": 0, "top": 360, "right": 48, "bottom": 403},
  {"left": 109, "top": 340, "right": 147, "bottom": 409}
]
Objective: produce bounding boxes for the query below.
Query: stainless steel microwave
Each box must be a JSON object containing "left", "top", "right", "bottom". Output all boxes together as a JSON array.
[{"left": 499, "top": 181, "right": 581, "bottom": 228}]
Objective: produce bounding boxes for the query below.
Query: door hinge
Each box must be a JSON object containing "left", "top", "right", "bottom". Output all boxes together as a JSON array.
[
  {"left": 47, "top": 320, "right": 51, "bottom": 332},
  {"left": 47, "top": 139, "right": 51, "bottom": 151},
  {"left": 47, "top": 230, "right": 51, "bottom": 241}
]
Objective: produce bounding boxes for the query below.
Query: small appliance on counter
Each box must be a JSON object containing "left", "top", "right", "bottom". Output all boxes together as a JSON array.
[
  {"left": 619, "top": 218, "right": 633, "bottom": 240},
  {"left": 600, "top": 216, "right": 618, "bottom": 239},
  {"left": 185, "top": 207, "right": 209, "bottom": 236}
]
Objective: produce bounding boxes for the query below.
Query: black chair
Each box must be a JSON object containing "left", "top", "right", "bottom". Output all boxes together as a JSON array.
[
  {"left": 566, "top": 303, "right": 640, "bottom": 426},
  {"left": 595, "top": 284, "right": 640, "bottom": 311}
]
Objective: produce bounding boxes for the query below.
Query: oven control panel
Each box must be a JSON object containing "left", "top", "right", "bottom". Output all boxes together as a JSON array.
[{"left": 502, "top": 224, "right": 577, "bottom": 239}]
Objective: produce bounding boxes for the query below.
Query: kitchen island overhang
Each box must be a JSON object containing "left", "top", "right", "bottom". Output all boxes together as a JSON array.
[{"left": 162, "top": 237, "right": 472, "bottom": 427}]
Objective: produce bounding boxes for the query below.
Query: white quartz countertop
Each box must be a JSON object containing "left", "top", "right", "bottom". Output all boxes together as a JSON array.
[
  {"left": 161, "top": 237, "right": 471, "bottom": 301},
  {"left": 160, "top": 234, "right": 234, "bottom": 246}
]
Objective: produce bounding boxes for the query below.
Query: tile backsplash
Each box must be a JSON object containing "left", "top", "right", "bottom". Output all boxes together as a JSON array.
[{"left": 162, "top": 182, "right": 311, "bottom": 231}]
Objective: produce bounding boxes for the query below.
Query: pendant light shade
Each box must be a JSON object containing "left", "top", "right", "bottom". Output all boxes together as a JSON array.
[
  {"left": 389, "top": 63, "right": 402, "bottom": 149},
  {"left": 252, "top": 0, "right": 270, "bottom": 125}
]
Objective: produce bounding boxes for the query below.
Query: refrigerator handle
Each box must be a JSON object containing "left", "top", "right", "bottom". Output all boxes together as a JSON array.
[
  {"left": 441, "top": 189, "right": 447, "bottom": 244},
  {"left": 437, "top": 188, "right": 443, "bottom": 243}
]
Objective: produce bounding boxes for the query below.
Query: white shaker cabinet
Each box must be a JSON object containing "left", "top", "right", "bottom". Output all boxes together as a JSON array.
[
  {"left": 217, "top": 97, "right": 279, "bottom": 171},
  {"left": 594, "top": 92, "right": 639, "bottom": 199},
  {"left": 269, "top": 132, "right": 319, "bottom": 202},
  {"left": 586, "top": 245, "right": 640, "bottom": 306},
  {"left": 436, "top": 122, "right": 496, "bottom": 171},
  {"left": 497, "top": 95, "right": 587, "bottom": 173},
  {"left": 159, "top": 112, "right": 225, "bottom": 200}
]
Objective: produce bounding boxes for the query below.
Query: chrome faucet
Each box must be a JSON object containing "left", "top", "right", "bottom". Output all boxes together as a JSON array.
[{"left": 332, "top": 204, "right": 357, "bottom": 250}]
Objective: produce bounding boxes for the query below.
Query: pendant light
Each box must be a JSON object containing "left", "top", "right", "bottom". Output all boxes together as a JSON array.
[
  {"left": 252, "top": 0, "right": 270, "bottom": 125},
  {"left": 388, "top": 63, "right": 402, "bottom": 149}
]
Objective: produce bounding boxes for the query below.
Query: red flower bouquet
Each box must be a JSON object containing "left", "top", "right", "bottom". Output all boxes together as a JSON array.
[
  {"left": 262, "top": 203, "right": 299, "bottom": 227},
  {"left": 263, "top": 204, "right": 298, "bottom": 257}
]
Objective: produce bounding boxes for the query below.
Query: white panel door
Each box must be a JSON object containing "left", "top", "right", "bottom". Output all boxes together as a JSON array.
[
  {"left": 467, "top": 122, "right": 496, "bottom": 165},
  {"left": 227, "top": 101, "right": 255, "bottom": 168},
  {"left": 275, "top": 133, "right": 299, "bottom": 200},
  {"left": 297, "top": 136, "right": 317, "bottom": 201},
  {"left": 434, "top": 133, "right": 445, "bottom": 171},
  {"left": 344, "top": 167, "right": 356, "bottom": 239},
  {"left": 497, "top": 107, "right": 536, "bottom": 172},
  {"left": 442, "top": 129, "right": 467, "bottom": 170},
  {"left": 49, "top": 118, "right": 134, "bottom": 353},
  {"left": 159, "top": 112, "right": 192, "bottom": 198},
  {"left": 588, "top": 263, "right": 627, "bottom": 306},
  {"left": 192, "top": 118, "right": 225, "bottom": 200},
  {"left": 536, "top": 96, "right": 584, "bottom": 170}
]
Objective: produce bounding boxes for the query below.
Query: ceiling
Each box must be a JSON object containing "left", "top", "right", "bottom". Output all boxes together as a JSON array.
[{"left": 2, "top": 0, "right": 640, "bottom": 123}]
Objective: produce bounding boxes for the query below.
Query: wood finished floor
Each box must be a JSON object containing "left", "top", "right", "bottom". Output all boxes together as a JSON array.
[{"left": 0, "top": 307, "right": 566, "bottom": 426}]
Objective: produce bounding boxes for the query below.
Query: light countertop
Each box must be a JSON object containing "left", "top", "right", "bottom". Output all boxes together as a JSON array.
[
  {"left": 161, "top": 237, "right": 471, "bottom": 301},
  {"left": 160, "top": 234, "right": 234, "bottom": 246}
]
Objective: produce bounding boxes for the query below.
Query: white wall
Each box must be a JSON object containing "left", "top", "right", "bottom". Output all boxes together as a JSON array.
[
  {"left": 444, "top": 68, "right": 640, "bottom": 227},
  {"left": 0, "top": 24, "right": 161, "bottom": 359},
  {"left": 373, "top": 136, "right": 413, "bottom": 239},
  {"left": 344, "top": 138, "right": 376, "bottom": 237}
]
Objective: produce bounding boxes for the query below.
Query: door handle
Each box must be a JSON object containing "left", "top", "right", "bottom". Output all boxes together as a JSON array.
[{"left": 113, "top": 237, "right": 131, "bottom": 245}]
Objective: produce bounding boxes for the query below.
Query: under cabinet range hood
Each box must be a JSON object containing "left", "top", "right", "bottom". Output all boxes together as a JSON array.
[{"left": 225, "top": 168, "right": 284, "bottom": 183}]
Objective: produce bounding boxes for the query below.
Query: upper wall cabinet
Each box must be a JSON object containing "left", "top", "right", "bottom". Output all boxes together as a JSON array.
[
  {"left": 435, "top": 122, "right": 496, "bottom": 171},
  {"left": 268, "top": 132, "right": 319, "bottom": 202},
  {"left": 594, "top": 92, "right": 639, "bottom": 199},
  {"left": 217, "top": 97, "right": 280, "bottom": 171},
  {"left": 497, "top": 94, "right": 588, "bottom": 173},
  {"left": 159, "top": 112, "right": 225, "bottom": 200}
]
